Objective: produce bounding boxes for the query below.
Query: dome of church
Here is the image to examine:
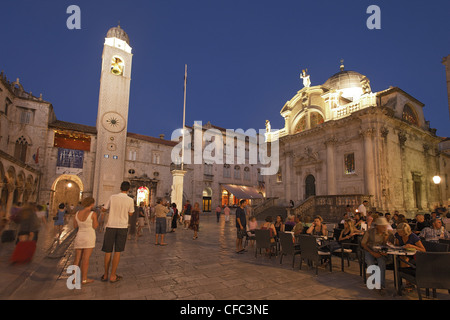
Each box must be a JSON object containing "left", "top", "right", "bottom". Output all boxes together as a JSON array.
[
  {"left": 106, "top": 25, "right": 130, "bottom": 45},
  {"left": 324, "top": 69, "right": 368, "bottom": 101}
]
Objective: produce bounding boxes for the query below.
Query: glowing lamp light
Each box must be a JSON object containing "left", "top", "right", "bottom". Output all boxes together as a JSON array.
[
  {"left": 432, "top": 176, "right": 441, "bottom": 184},
  {"left": 67, "top": 183, "right": 73, "bottom": 188}
]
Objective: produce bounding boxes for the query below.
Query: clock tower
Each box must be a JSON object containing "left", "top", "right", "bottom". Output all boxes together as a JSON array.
[{"left": 93, "top": 25, "right": 133, "bottom": 206}]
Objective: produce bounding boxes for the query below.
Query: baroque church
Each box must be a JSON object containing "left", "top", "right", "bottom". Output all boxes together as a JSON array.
[
  {"left": 263, "top": 61, "right": 450, "bottom": 221},
  {"left": 0, "top": 25, "right": 449, "bottom": 221}
]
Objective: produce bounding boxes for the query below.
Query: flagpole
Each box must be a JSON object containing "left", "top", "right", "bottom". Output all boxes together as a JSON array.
[{"left": 181, "top": 64, "right": 187, "bottom": 171}]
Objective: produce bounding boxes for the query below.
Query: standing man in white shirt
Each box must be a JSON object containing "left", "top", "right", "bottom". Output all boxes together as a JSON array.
[
  {"left": 101, "top": 181, "right": 135, "bottom": 283},
  {"left": 357, "top": 200, "right": 369, "bottom": 220}
]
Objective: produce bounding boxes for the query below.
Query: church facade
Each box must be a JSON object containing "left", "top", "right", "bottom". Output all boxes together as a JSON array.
[{"left": 265, "top": 63, "right": 450, "bottom": 217}]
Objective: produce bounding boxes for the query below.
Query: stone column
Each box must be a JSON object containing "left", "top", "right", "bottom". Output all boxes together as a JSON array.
[
  {"left": 324, "top": 137, "right": 337, "bottom": 195},
  {"left": 361, "top": 128, "right": 376, "bottom": 197},
  {"left": 170, "top": 169, "right": 187, "bottom": 213},
  {"left": 5, "top": 182, "right": 15, "bottom": 218},
  {"left": 284, "top": 151, "right": 293, "bottom": 204}
]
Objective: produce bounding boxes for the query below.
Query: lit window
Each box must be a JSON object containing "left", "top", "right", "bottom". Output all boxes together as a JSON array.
[
  {"left": 310, "top": 112, "right": 324, "bottom": 129},
  {"left": 295, "top": 116, "right": 307, "bottom": 133},
  {"left": 402, "top": 105, "right": 419, "bottom": 126}
]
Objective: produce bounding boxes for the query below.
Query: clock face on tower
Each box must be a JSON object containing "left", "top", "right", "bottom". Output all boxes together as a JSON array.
[{"left": 101, "top": 112, "right": 126, "bottom": 133}]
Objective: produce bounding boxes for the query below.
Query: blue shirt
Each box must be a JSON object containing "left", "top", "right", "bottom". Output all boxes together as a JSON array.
[{"left": 395, "top": 232, "right": 421, "bottom": 246}]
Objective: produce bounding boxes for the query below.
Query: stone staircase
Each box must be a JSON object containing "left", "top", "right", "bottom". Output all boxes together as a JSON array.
[
  {"left": 291, "top": 194, "right": 372, "bottom": 223},
  {"left": 253, "top": 198, "right": 289, "bottom": 221}
]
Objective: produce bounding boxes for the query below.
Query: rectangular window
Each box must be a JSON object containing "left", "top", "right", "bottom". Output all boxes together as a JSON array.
[
  {"left": 345, "top": 153, "right": 355, "bottom": 174},
  {"left": 20, "top": 110, "right": 32, "bottom": 124},
  {"left": 152, "top": 152, "right": 160, "bottom": 164}
]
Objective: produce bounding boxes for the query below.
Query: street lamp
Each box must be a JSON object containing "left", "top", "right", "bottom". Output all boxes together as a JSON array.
[
  {"left": 433, "top": 175, "right": 442, "bottom": 206},
  {"left": 432, "top": 176, "right": 441, "bottom": 185}
]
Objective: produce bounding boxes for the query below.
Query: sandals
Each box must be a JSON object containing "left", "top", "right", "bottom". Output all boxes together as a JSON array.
[
  {"left": 101, "top": 274, "right": 123, "bottom": 283},
  {"left": 109, "top": 275, "right": 123, "bottom": 283}
]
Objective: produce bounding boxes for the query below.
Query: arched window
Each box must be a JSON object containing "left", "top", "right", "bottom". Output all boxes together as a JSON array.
[
  {"left": 223, "top": 164, "right": 231, "bottom": 178},
  {"left": 111, "top": 56, "right": 124, "bottom": 76},
  {"left": 295, "top": 116, "right": 307, "bottom": 133},
  {"left": 402, "top": 105, "right": 419, "bottom": 126},
  {"left": 310, "top": 112, "right": 324, "bottom": 129},
  {"left": 234, "top": 165, "right": 241, "bottom": 179},
  {"left": 14, "top": 136, "right": 28, "bottom": 163}
]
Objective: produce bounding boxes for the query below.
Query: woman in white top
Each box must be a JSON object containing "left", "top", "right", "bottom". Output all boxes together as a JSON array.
[{"left": 73, "top": 197, "right": 98, "bottom": 285}]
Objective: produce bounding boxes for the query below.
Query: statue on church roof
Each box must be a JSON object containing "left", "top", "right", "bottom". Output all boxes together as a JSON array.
[
  {"left": 300, "top": 69, "right": 311, "bottom": 88},
  {"left": 265, "top": 120, "right": 271, "bottom": 133}
]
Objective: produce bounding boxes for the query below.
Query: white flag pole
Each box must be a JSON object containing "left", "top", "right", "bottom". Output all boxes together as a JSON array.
[{"left": 181, "top": 64, "right": 187, "bottom": 171}]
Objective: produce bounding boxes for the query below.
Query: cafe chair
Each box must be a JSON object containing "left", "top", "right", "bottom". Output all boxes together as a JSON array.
[
  {"left": 279, "top": 232, "right": 301, "bottom": 269},
  {"left": 244, "top": 231, "right": 256, "bottom": 249},
  {"left": 422, "top": 241, "right": 449, "bottom": 252},
  {"left": 399, "top": 252, "right": 450, "bottom": 300},
  {"left": 297, "top": 235, "right": 332, "bottom": 275},
  {"left": 254, "top": 229, "right": 277, "bottom": 259},
  {"left": 332, "top": 243, "right": 354, "bottom": 272},
  {"left": 438, "top": 239, "right": 450, "bottom": 251}
]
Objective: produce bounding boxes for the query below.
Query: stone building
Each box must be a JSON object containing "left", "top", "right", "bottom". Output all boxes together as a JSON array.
[
  {"left": 0, "top": 25, "right": 265, "bottom": 217},
  {"left": 264, "top": 63, "right": 450, "bottom": 220}
]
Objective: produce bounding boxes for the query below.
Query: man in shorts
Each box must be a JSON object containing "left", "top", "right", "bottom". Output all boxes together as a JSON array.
[
  {"left": 101, "top": 181, "right": 135, "bottom": 283},
  {"left": 236, "top": 199, "right": 247, "bottom": 254}
]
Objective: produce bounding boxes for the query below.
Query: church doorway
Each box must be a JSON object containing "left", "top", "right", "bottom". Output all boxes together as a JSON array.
[
  {"left": 136, "top": 186, "right": 150, "bottom": 206},
  {"left": 51, "top": 175, "right": 83, "bottom": 213},
  {"left": 305, "top": 174, "right": 316, "bottom": 199},
  {"left": 202, "top": 187, "right": 212, "bottom": 212}
]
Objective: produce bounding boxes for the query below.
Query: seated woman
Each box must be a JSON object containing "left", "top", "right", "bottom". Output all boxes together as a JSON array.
[
  {"left": 339, "top": 219, "right": 363, "bottom": 252},
  {"left": 394, "top": 222, "right": 426, "bottom": 291},
  {"left": 354, "top": 213, "right": 363, "bottom": 230},
  {"left": 274, "top": 215, "right": 285, "bottom": 239},
  {"left": 306, "top": 215, "right": 328, "bottom": 237},
  {"left": 261, "top": 216, "right": 277, "bottom": 241}
]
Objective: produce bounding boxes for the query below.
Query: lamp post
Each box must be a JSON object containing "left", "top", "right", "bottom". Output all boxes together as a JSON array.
[{"left": 433, "top": 175, "right": 442, "bottom": 207}]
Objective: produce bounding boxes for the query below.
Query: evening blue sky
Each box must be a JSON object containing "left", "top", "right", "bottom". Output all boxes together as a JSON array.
[{"left": 1, "top": 0, "right": 449, "bottom": 138}]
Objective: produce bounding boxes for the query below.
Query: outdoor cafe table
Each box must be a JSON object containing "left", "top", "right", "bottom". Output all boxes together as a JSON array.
[{"left": 372, "top": 246, "right": 417, "bottom": 295}]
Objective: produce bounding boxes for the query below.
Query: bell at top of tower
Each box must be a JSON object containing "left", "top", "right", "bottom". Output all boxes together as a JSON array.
[{"left": 106, "top": 24, "right": 130, "bottom": 45}]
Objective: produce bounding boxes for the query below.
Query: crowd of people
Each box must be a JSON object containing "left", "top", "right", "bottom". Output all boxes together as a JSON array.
[{"left": 2, "top": 190, "right": 450, "bottom": 294}]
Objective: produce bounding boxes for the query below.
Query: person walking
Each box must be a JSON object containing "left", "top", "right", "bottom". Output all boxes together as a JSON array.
[
  {"left": 189, "top": 202, "right": 201, "bottom": 240},
  {"left": 155, "top": 199, "right": 169, "bottom": 245},
  {"left": 137, "top": 202, "right": 146, "bottom": 237},
  {"left": 101, "top": 181, "right": 135, "bottom": 283},
  {"left": 224, "top": 205, "right": 230, "bottom": 223},
  {"left": 215, "top": 205, "right": 222, "bottom": 223},
  {"left": 235, "top": 200, "right": 247, "bottom": 254},
  {"left": 170, "top": 203, "right": 179, "bottom": 233},
  {"left": 73, "top": 197, "right": 98, "bottom": 285},
  {"left": 182, "top": 200, "right": 192, "bottom": 230},
  {"left": 54, "top": 203, "right": 66, "bottom": 238}
]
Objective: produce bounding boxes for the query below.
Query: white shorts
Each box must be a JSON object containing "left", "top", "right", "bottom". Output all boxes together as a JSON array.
[{"left": 184, "top": 215, "right": 191, "bottom": 221}]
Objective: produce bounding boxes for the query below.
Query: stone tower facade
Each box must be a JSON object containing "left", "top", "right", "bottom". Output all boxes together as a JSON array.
[{"left": 93, "top": 26, "right": 133, "bottom": 206}]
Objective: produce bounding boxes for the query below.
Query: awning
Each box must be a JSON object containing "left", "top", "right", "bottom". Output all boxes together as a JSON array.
[{"left": 222, "top": 184, "right": 264, "bottom": 200}]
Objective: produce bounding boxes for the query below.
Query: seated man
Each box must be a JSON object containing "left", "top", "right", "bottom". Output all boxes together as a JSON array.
[
  {"left": 413, "top": 214, "right": 430, "bottom": 235},
  {"left": 292, "top": 215, "right": 304, "bottom": 236},
  {"left": 361, "top": 217, "right": 395, "bottom": 295},
  {"left": 419, "top": 218, "right": 450, "bottom": 243}
]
